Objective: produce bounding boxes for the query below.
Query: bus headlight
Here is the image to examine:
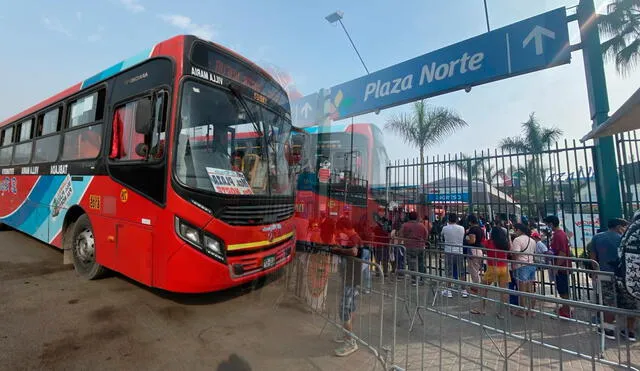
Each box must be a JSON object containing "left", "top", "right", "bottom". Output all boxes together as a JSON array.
[
  {"left": 175, "top": 216, "right": 225, "bottom": 262},
  {"left": 204, "top": 235, "right": 222, "bottom": 256},
  {"left": 178, "top": 221, "right": 201, "bottom": 246}
]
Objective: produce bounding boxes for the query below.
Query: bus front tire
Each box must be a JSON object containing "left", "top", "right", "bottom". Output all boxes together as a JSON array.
[{"left": 71, "top": 214, "right": 106, "bottom": 280}]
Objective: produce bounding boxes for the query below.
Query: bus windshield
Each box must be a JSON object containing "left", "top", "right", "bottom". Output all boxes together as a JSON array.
[{"left": 175, "top": 80, "right": 293, "bottom": 196}]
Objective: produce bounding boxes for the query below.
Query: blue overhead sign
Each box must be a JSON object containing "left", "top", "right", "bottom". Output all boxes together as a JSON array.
[
  {"left": 292, "top": 7, "right": 570, "bottom": 127},
  {"left": 291, "top": 92, "right": 318, "bottom": 127}
]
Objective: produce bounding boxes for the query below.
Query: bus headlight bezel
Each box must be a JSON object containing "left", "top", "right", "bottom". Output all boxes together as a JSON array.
[{"left": 174, "top": 216, "right": 226, "bottom": 263}]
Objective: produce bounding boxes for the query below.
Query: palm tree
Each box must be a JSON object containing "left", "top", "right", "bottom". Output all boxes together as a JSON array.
[
  {"left": 452, "top": 155, "right": 497, "bottom": 183},
  {"left": 385, "top": 100, "right": 468, "bottom": 187},
  {"left": 598, "top": 0, "right": 640, "bottom": 75},
  {"left": 499, "top": 113, "right": 563, "bottom": 154},
  {"left": 499, "top": 113, "right": 562, "bottom": 219}
]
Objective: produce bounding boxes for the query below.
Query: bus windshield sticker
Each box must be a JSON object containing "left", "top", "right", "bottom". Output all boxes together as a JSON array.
[
  {"left": 51, "top": 175, "right": 73, "bottom": 218},
  {"left": 205, "top": 167, "right": 253, "bottom": 195}
]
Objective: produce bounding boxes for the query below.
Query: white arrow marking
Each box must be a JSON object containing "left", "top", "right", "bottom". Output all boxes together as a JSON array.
[
  {"left": 300, "top": 102, "right": 312, "bottom": 118},
  {"left": 522, "top": 25, "right": 556, "bottom": 55}
]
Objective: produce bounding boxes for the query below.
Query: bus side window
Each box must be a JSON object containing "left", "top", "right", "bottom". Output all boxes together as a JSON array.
[
  {"left": 33, "top": 107, "right": 62, "bottom": 164},
  {"left": 111, "top": 92, "right": 167, "bottom": 161},
  {"left": 110, "top": 99, "right": 148, "bottom": 161},
  {"left": 61, "top": 89, "right": 105, "bottom": 161},
  {"left": 0, "top": 125, "right": 14, "bottom": 166}
]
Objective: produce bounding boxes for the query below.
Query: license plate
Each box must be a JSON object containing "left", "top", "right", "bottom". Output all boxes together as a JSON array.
[{"left": 263, "top": 255, "right": 276, "bottom": 269}]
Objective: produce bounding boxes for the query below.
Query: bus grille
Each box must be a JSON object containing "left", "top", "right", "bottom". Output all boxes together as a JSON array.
[{"left": 218, "top": 204, "right": 294, "bottom": 225}]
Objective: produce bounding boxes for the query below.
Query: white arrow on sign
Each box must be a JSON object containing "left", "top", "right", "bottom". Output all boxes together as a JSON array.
[
  {"left": 522, "top": 25, "right": 556, "bottom": 55},
  {"left": 300, "top": 102, "right": 312, "bottom": 118}
]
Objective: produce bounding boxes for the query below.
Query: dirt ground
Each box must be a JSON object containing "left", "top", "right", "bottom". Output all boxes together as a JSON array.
[{"left": 0, "top": 229, "right": 379, "bottom": 371}]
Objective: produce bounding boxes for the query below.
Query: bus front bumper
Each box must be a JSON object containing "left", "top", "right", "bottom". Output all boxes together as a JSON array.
[{"left": 162, "top": 236, "right": 295, "bottom": 293}]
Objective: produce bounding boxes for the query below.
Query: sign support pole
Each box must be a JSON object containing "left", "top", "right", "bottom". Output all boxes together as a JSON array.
[
  {"left": 467, "top": 159, "right": 474, "bottom": 214},
  {"left": 577, "top": 0, "right": 623, "bottom": 222},
  {"left": 315, "top": 89, "right": 331, "bottom": 218}
]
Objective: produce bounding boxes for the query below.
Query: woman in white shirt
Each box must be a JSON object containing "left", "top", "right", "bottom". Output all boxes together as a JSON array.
[{"left": 510, "top": 224, "right": 536, "bottom": 317}]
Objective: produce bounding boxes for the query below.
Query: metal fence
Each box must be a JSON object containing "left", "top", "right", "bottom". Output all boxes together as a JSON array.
[
  {"left": 381, "top": 141, "right": 601, "bottom": 249},
  {"left": 377, "top": 141, "right": 616, "bottom": 299},
  {"left": 277, "top": 242, "right": 639, "bottom": 370},
  {"left": 616, "top": 131, "right": 640, "bottom": 218},
  {"left": 391, "top": 269, "right": 639, "bottom": 370}
]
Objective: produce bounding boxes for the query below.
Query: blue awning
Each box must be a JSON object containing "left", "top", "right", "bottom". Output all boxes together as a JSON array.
[{"left": 581, "top": 87, "right": 640, "bottom": 142}]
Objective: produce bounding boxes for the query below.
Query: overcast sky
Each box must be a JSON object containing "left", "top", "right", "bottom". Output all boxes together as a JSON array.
[{"left": 0, "top": 0, "right": 637, "bottom": 162}]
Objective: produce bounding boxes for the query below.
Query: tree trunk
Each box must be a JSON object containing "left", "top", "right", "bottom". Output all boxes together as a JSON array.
[
  {"left": 420, "top": 146, "right": 425, "bottom": 188},
  {"left": 420, "top": 146, "right": 425, "bottom": 220}
]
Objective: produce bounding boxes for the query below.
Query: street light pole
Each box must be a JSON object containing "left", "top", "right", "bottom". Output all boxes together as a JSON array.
[
  {"left": 325, "top": 11, "right": 370, "bottom": 75},
  {"left": 326, "top": 11, "right": 372, "bottom": 211},
  {"left": 483, "top": 0, "right": 491, "bottom": 32},
  {"left": 336, "top": 18, "right": 370, "bottom": 74}
]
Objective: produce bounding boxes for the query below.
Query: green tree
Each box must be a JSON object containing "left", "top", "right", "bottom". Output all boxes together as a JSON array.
[
  {"left": 499, "top": 113, "right": 563, "bottom": 154},
  {"left": 499, "top": 113, "right": 562, "bottom": 219},
  {"left": 452, "top": 155, "right": 498, "bottom": 183},
  {"left": 598, "top": 0, "right": 640, "bottom": 75},
  {"left": 385, "top": 100, "right": 468, "bottom": 187}
]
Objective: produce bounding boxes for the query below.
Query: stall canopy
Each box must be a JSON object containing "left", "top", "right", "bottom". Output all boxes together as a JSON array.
[{"left": 581, "top": 87, "right": 640, "bottom": 142}]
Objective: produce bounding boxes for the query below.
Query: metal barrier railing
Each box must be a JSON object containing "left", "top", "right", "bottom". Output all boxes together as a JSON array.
[
  {"left": 279, "top": 245, "right": 389, "bottom": 366},
  {"left": 278, "top": 241, "right": 637, "bottom": 370},
  {"left": 430, "top": 242, "right": 604, "bottom": 301},
  {"left": 391, "top": 269, "right": 639, "bottom": 370}
]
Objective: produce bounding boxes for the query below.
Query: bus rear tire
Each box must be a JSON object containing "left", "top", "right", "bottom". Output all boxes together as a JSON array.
[{"left": 71, "top": 214, "right": 106, "bottom": 280}]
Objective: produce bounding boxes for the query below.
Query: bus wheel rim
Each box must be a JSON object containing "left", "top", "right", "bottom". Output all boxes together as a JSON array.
[{"left": 75, "top": 229, "right": 95, "bottom": 263}]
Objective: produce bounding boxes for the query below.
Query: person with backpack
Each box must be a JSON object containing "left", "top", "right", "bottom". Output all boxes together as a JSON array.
[
  {"left": 471, "top": 226, "right": 510, "bottom": 317},
  {"left": 464, "top": 215, "right": 485, "bottom": 293},
  {"left": 614, "top": 211, "right": 640, "bottom": 342}
]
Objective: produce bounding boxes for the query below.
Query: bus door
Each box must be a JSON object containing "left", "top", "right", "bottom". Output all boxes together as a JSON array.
[{"left": 105, "top": 60, "right": 172, "bottom": 285}]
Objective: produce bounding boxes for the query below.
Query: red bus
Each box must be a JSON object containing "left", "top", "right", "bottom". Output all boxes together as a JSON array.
[
  {"left": 0, "top": 35, "right": 296, "bottom": 293},
  {"left": 291, "top": 122, "right": 389, "bottom": 244}
]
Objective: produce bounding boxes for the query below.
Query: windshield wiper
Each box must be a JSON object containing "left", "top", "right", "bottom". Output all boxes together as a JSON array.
[{"left": 228, "top": 83, "right": 263, "bottom": 137}]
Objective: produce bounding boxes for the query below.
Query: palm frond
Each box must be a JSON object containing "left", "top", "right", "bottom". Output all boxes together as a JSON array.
[
  {"left": 384, "top": 102, "right": 467, "bottom": 154},
  {"left": 616, "top": 37, "right": 640, "bottom": 74},
  {"left": 499, "top": 137, "right": 528, "bottom": 153},
  {"left": 540, "top": 127, "right": 563, "bottom": 148},
  {"left": 522, "top": 113, "right": 543, "bottom": 152},
  {"left": 598, "top": 0, "right": 640, "bottom": 74},
  {"left": 451, "top": 154, "right": 470, "bottom": 175},
  {"left": 421, "top": 106, "right": 468, "bottom": 150},
  {"left": 481, "top": 163, "right": 496, "bottom": 183},
  {"left": 384, "top": 113, "right": 418, "bottom": 148}
]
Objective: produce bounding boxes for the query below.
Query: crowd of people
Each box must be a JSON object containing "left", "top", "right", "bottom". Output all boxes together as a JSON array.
[{"left": 308, "top": 206, "right": 639, "bottom": 357}]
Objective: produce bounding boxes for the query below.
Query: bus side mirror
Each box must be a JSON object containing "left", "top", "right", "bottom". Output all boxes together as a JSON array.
[{"left": 135, "top": 98, "right": 153, "bottom": 134}]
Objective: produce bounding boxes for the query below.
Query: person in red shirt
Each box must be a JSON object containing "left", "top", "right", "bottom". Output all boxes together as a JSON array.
[
  {"left": 471, "top": 225, "right": 510, "bottom": 317},
  {"left": 399, "top": 211, "right": 428, "bottom": 286},
  {"left": 544, "top": 215, "right": 572, "bottom": 318}
]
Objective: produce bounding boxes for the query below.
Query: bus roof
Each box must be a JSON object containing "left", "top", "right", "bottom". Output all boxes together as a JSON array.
[{"left": 0, "top": 34, "right": 282, "bottom": 129}]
